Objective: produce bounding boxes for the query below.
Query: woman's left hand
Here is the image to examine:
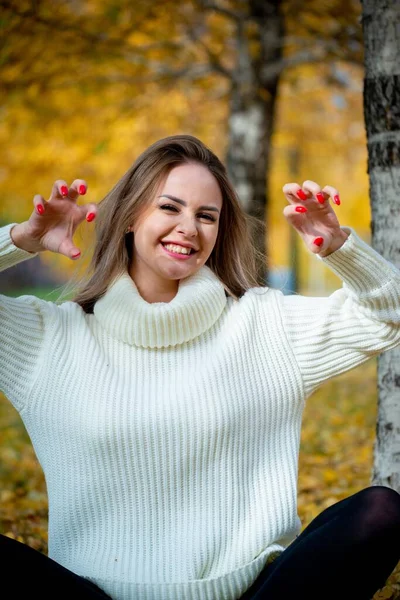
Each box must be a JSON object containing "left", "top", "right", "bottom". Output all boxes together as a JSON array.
[{"left": 282, "top": 180, "right": 349, "bottom": 257}]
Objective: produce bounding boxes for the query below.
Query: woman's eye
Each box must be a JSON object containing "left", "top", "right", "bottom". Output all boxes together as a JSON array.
[
  {"left": 160, "top": 204, "right": 178, "bottom": 212},
  {"left": 159, "top": 205, "right": 215, "bottom": 222},
  {"left": 199, "top": 213, "right": 216, "bottom": 222}
]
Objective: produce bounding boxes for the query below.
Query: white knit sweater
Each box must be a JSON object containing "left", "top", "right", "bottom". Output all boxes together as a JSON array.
[{"left": 1, "top": 223, "right": 400, "bottom": 600}]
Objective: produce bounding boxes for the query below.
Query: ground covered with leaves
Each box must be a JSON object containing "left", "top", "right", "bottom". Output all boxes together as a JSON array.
[{"left": 0, "top": 358, "right": 399, "bottom": 598}]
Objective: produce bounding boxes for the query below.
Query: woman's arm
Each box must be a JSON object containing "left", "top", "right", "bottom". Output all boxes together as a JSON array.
[
  {"left": 0, "top": 224, "right": 52, "bottom": 409},
  {"left": 279, "top": 180, "right": 400, "bottom": 396},
  {"left": 0, "top": 177, "right": 95, "bottom": 408},
  {"left": 282, "top": 227, "right": 400, "bottom": 397}
]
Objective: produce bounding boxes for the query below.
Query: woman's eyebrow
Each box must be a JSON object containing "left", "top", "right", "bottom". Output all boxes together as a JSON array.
[{"left": 158, "top": 194, "right": 220, "bottom": 213}]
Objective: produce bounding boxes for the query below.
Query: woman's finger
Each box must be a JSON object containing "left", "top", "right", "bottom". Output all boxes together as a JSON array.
[
  {"left": 33, "top": 194, "right": 46, "bottom": 216},
  {"left": 302, "top": 180, "right": 328, "bottom": 205},
  {"left": 322, "top": 185, "right": 341, "bottom": 206},
  {"left": 69, "top": 179, "right": 88, "bottom": 202},
  {"left": 50, "top": 180, "right": 69, "bottom": 200},
  {"left": 310, "top": 235, "right": 326, "bottom": 252},
  {"left": 80, "top": 203, "right": 97, "bottom": 223},
  {"left": 282, "top": 182, "right": 310, "bottom": 203},
  {"left": 58, "top": 237, "right": 81, "bottom": 261},
  {"left": 282, "top": 203, "right": 309, "bottom": 222}
]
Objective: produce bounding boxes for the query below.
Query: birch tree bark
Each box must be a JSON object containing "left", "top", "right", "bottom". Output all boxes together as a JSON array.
[
  {"left": 226, "top": 0, "right": 284, "bottom": 283},
  {"left": 361, "top": 0, "right": 400, "bottom": 489}
]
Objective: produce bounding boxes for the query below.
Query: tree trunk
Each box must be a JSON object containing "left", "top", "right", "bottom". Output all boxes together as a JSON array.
[
  {"left": 361, "top": 0, "right": 400, "bottom": 489},
  {"left": 226, "top": 0, "right": 284, "bottom": 283}
]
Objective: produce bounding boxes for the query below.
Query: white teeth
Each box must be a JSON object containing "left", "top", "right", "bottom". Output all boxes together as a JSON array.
[{"left": 164, "top": 244, "right": 192, "bottom": 255}]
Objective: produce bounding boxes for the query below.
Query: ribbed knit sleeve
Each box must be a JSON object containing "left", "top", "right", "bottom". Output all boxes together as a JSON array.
[
  {"left": 0, "top": 224, "right": 51, "bottom": 410},
  {"left": 281, "top": 228, "right": 400, "bottom": 397}
]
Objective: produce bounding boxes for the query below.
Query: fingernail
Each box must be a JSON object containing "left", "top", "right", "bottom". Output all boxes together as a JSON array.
[
  {"left": 313, "top": 237, "right": 324, "bottom": 247},
  {"left": 316, "top": 193, "right": 325, "bottom": 204},
  {"left": 295, "top": 206, "right": 307, "bottom": 213},
  {"left": 334, "top": 194, "right": 341, "bottom": 205},
  {"left": 86, "top": 212, "right": 95, "bottom": 222},
  {"left": 37, "top": 204, "right": 44, "bottom": 215},
  {"left": 296, "top": 189, "right": 307, "bottom": 201},
  {"left": 79, "top": 185, "right": 87, "bottom": 195},
  {"left": 60, "top": 185, "right": 68, "bottom": 197},
  {"left": 71, "top": 251, "right": 81, "bottom": 258}
]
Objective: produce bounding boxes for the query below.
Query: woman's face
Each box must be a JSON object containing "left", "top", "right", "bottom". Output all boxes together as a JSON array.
[{"left": 130, "top": 162, "right": 223, "bottom": 302}]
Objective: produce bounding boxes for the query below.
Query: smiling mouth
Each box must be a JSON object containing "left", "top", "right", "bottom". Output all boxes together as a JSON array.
[{"left": 161, "top": 242, "right": 197, "bottom": 256}]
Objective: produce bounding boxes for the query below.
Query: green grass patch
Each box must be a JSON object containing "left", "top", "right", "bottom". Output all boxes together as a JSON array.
[{"left": 6, "top": 286, "right": 72, "bottom": 302}]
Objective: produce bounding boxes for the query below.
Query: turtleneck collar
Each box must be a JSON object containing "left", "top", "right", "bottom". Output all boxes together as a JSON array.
[{"left": 93, "top": 266, "right": 227, "bottom": 348}]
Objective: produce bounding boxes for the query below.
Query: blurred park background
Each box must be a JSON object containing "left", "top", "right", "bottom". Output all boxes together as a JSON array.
[{"left": 1, "top": 1, "right": 398, "bottom": 598}]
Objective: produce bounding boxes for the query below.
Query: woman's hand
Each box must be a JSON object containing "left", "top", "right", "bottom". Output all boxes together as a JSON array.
[
  {"left": 282, "top": 180, "right": 349, "bottom": 257},
  {"left": 11, "top": 179, "right": 97, "bottom": 260}
]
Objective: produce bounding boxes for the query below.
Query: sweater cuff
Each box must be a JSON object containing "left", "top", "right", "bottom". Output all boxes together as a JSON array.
[
  {"left": 319, "top": 227, "right": 400, "bottom": 294},
  {"left": 0, "top": 224, "right": 39, "bottom": 272}
]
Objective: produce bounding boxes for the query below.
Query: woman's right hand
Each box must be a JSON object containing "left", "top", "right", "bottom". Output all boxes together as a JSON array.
[{"left": 11, "top": 179, "right": 97, "bottom": 260}]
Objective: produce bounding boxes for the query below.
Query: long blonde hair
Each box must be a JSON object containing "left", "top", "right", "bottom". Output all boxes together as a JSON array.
[{"left": 58, "top": 134, "right": 266, "bottom": 313}]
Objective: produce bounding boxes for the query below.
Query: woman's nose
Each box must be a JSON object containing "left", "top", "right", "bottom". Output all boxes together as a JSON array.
[{"left": 177, "top": 216, "right": 197, "bottom": 236}]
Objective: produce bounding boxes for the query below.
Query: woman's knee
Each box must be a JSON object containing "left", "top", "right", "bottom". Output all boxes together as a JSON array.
[
  {"left": 353, "top": 485, "right": 400, "bottom": 538},
  {"left": 357, "top": 485, "right": 400, "bottom": 511}
]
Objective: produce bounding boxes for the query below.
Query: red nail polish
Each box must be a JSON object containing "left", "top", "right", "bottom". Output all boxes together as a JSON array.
[
  {"left": 316, "top": 193, "right": 325, "bottom": 204},
  {"left": 60, "top": 185, "right": 68, "bottom": 197},
  {"left": 296, "top": 189, "right": 307, "bottom": 201},
  {"left": 79, "top": 185, "right": 87, "bottom": 195},
  {"left": 71, "top": 251, "right": 81, "bottom": 258},
  {"left": 86, "top": 212, "right": 95, "bottom": 222},
  {"left": 37, "top": 204, "right": 44, "bottom": 215},
  {"left": 295, "top": 206, "right": 307, "bottom": 213},
  {"left": 313, "top": 237, "right": 324, "bottom": 247},
  {"left": 334, "top": 194, "right": 341, "bottom": 205}
]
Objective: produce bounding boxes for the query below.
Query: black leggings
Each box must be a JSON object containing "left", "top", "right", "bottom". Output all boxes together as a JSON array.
[
  {"left": 1, "top": 486, "right": 399, "bottom": 599},
  {"left": 241, "top": 485, "right": 400, "bottom": 599}
]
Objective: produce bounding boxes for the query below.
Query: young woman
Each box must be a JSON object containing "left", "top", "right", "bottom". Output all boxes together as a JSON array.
[{"left": 2, "top": 134, "right": 400, "bottom": 600}]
